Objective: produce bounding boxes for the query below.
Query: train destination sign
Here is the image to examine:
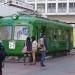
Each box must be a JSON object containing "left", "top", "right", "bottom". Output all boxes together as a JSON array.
[{"left": 9, "top": 41, "right": 15, "bottom": 49}]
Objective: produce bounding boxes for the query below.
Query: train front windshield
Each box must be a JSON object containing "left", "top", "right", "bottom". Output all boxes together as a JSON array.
[
  {"left": 0, "top": 26, "right": 12, "bottom": 40},
  {"left": 14, "top": 26, "right": 28, "bottom": 40},
  {"left": 0, "top": 26, "right": 29, "bottom": 40}
]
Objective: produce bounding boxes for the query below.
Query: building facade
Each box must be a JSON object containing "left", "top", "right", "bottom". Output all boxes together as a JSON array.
[
  {"left": 25, "top": 0, "right": 75, "bottom": 23},
  {"left": 0, "top": 0, "right": 33, "bottom": 16},
  {"left": 0, "top": 0, "right": 75, "bottom": 23}
]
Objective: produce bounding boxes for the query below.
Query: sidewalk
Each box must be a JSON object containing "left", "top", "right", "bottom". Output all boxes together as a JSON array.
[
  {"left": 3, "top": 52, "right": 75, "bottom": 75},
  {"left": 3, "top": 61, "right": 49, "bottom": 75}
]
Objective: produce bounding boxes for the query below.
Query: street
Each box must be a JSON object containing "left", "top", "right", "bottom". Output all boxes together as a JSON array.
[{"left": 3, "top": 49, "right": 75, "bottom": 75}]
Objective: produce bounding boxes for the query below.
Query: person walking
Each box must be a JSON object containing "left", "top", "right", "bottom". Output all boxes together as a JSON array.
[
  {"left": 23, "top": 37, "right": 31, "bottom": 65},
  {"left": 38, "top": 34, "right": 47, "bottom": 67},
  {"left": 0, "top": 42, "right": 6, "bottom": 75},
  {"left": 31, "top": 36, "right": 37, "bottom": 65}
]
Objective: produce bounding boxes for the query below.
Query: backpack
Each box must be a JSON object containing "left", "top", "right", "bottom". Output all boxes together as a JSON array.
[{"left": 38, "top": 37, "right": 44, "bottom": 49}]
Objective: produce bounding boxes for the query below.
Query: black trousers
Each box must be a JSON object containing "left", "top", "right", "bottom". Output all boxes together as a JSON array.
[
  {"left": 23, "top": 53, "right": 31, "bottom": 63},
  {"left": 0, "top": 62, "right": 2, "bottom": 75}
]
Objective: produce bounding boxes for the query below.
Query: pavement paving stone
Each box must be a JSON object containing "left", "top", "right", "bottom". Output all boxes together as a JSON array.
[{"left": 3, "top": 49, "right": 75, "bottom": 75}]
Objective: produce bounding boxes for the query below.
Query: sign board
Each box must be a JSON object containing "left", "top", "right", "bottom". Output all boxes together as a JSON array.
[
  {"left": 9, "top": 41, "right": 15, "bottom": 49},
  {"left": 8, "top": 0, "right": 34, "bottom": 10}
]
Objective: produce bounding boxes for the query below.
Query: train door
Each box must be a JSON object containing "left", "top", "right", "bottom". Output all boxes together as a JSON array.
[
  {"left": 65, "top": 30, "right": 71, "bottom": 50},
  {"left": 39, "top": 26, "right": 47, "bottom": 38},
  {"left": 34, "top": 26, "right": 44, "bottom": 40},
  {"left": 35, "top": 25, "right": 47, "bottom": 40},
  {"left": 40, "top": 26, "right": 46, "bottom": 35}
]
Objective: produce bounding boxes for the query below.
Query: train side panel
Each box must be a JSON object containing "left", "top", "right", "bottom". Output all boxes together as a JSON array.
[{"left": 0, "top": 15, "right": 73, "bottom": 56}]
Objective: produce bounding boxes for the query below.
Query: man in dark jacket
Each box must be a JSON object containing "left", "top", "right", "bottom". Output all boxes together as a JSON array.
[{"left": 0, "top": 42, "right": 6, "bottom": 75}]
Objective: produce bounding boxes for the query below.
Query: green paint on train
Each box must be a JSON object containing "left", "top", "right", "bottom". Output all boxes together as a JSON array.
[{"left": 0, "top": 15, "right": 73, "bottom": 56}]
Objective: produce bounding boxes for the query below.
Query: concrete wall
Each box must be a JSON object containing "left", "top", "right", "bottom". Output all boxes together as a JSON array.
[{"left": 48, "top": 15, "right": 75, "bottom": 23}]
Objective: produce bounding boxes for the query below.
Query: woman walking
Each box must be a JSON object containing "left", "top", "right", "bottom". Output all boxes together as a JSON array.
[
  {"left": 32, "top": 36, "right": 37, "bottom": 65},
  {"left": 23, "top": 37, "right": 31, "bottom": 65}
]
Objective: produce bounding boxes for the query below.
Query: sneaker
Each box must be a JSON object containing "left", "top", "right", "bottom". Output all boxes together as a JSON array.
[
  {"left": 24, "top": 63, "right": 26, "bottom": 65},
  {"left": 41, "top": 64, "right": 46, "bottom": 67},
  {"left": 31, "top": 62, "right": 36, "bottom": 65}
]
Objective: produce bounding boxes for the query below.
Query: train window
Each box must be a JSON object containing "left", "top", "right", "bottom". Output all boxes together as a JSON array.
[
  {"left": 47, "top": 28, "right": 53, "bottom": 40},
  {"left": 61, "top": 30, "right": 65, "bottom": 40},
  {"left": 58, "top": 29, "right": 61, "bottom": 40},
  {"left": 65, "top": 31, "right": 70, "bottom": 40},
  {"left": 58, "top": 29, "right": 66, "bottom": 40},
  {"left": 0, "top": 26, "right": 12, "bottom": 40},
  {"left": 14, "top": 26, "right": 29, "bottom": 40},
  {"left": 53, "top": 29, "right": 58, "bottom": 40}
]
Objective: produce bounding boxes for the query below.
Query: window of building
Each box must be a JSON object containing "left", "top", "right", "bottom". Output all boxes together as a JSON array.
[
  {"left": 47, "top": 3, "right": 56, "bottom": 13},
  {"left": 0, "top": 0, "right": 5, "bottom": 3},
  {"left": 47, "top": 0, "right": 56, "bottom": 1},
  {"left": 69, "top": 3, "right": 75, "bottom": 12},
  {"left": 58, "top": 3, "right": 67, "bottom": 13},
  {"left": 58, "top": 0, "right": 67, "bottom": 1},
  {"left": 18, "top": 0, "right": 25, "bottom": 3},
  {"left": 36, "top": 0, "right": 45, "bottom": 2},
  {"left": 25, "top": 0, "right": 35, "bottom": 2},
  {"left": 31, "top": 4, "right": 35, "bottom": 9},
  {"left": 37, "top": 4, "right": 45, "bottom": 13}
]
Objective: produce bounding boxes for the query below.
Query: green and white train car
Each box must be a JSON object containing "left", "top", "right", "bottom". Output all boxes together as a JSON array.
[{"left": 0, "top": 15, "right": 73, "bottom": 56}]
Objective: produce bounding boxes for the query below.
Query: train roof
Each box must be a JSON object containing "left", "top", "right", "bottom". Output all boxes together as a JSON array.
[{"left": 0, "top": 15, "right": 72, "bottom": 29}]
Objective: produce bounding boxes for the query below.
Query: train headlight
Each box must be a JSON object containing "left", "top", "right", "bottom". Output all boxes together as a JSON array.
[{"left": 12, "top": 14, "right": 18, "bottom": 20}]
